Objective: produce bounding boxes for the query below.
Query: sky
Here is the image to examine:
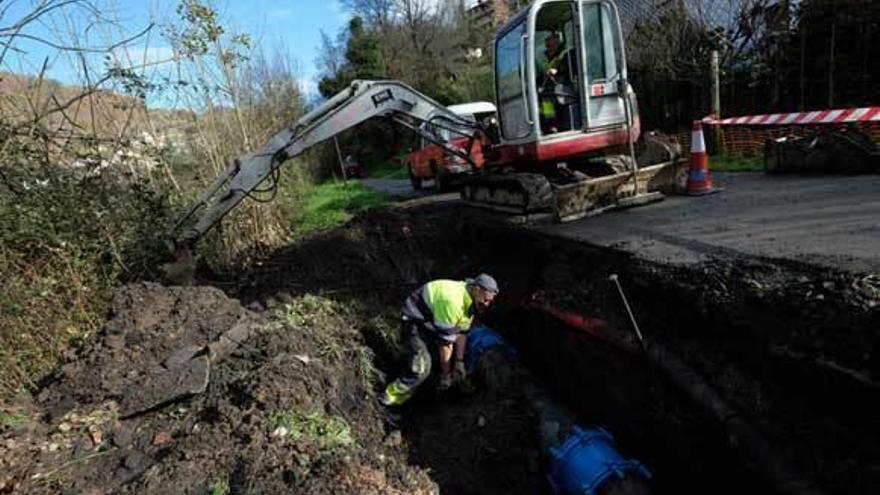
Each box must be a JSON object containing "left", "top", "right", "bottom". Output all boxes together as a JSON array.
[{"left": 0, "top": 0, "right": 353, "bottom": 103}]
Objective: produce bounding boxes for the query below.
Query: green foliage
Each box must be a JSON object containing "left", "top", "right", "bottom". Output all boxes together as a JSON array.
[
  {"left": 204, "top": 479, "right": 229, "bottom": 495},
  {"left": 168, "top": 0, "right": 251, "bottom": 75},
  {"left": 711, "top": 153, "right": 763, "bottom": 172},
  {"left": 0, "top": 161, "right": 177, "bottom": 399},
  {"left": 270, "top": 409, "right": 355, "bottom": 483},
  {"left": 172, "top": 0, "right": 225, "bottom": 59},
  {"left": 0, "top": 166, "right": 174, "bottom": 276},
  {"left": 270, "top": 410, "right": 355, "bottom": 452},
  {"left": 292, "top": 181, "right": 387, "bottom": 237},
  {"left": 369, "top": 155, "right": 408, "bottom": 179},
  {"left": 319, "top": 16, "right": 385, "bottom": 97},
  {"left": 105, "top": 65, "right": 157, "bottom": 100},
  {"left": 268, "top": 294, "right": 344, "bottom": 330},
  {"left": 316, "top": 2, "right": 495, "bottom": 120},
  {"left": 345, "top": 17, "right": 385, "bottom": 79},
  {"left": 0, "top": 411, "right": 27, "bottom": 429}
]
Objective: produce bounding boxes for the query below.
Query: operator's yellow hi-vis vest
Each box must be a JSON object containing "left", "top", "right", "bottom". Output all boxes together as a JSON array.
[{"left": 540, "top": 47, "right": 573, "bottom": 119}]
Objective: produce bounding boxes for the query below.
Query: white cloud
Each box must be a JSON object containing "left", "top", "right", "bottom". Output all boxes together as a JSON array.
[
  {"left": 298, "top": 77, "right": 318, "bottom": 97},
  {"left": 112, "top": 46, "right": 176, "bottom": 68},
  {"left": 329, "top": 2, "right": 351, "bottom": 23}
]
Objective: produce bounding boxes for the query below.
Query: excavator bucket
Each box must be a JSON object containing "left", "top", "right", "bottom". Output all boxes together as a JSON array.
[
  {"left": 553, "top": 132, "right": 686, "bottom": 221},
  {"left": 554, "top": 158, "right": 687, "bottom": 222},
  {"left": 161, "top": 245, "right": 196, "bottom": 286}
]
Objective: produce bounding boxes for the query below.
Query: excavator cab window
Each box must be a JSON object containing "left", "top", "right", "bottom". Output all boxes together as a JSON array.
[
  {"left": 495, "top": 19, "right": 531, "bottom": 141},
  {"left": 534, "top": 2, "right": 582, "bottom": 135},
  {"left": 579, "top": 1, "right": 627, "bottom": 128},
  {"left": 493, "top": 0, "right": 629, "bottom": 147}
]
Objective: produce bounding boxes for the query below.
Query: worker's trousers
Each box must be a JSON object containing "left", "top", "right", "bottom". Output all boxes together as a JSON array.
[{"left": 381, "top": 319, "right": 439, "bottom": 406}]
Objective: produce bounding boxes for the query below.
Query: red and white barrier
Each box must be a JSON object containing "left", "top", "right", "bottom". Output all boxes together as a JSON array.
[{"left": 702, "top": 107, "right": 880, "bottom": 126}]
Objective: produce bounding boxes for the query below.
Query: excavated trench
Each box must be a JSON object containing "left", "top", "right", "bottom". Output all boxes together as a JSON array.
[
  {"left": 227, "top": 202, "right": 878, "bottom": 495},
  {"left": 4, "top": 201, "right": 874, "bottom": 495}
]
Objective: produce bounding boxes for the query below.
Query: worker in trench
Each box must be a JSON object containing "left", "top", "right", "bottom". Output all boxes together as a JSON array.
[
  {"left": 538, "top": 31, "right": 580, "bottom": 134},
  {"left": 379, "top": 274, "right": 500, "bottom": 407}
]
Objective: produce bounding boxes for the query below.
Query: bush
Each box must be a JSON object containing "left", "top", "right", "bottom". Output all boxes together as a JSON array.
[
  {"left": 0, "top": 1, "right": 324, "bottom": 402},
  {"left": 0, "top": 163, "right": 176, "bottom": 398}
]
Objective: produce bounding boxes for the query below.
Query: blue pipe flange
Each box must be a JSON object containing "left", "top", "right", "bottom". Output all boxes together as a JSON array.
[
  {"left": 547, "top": 426, "right": 652, "bottom": 495},
  {"left": 465, "top": 325, "right": 516, "bottom": 372}
]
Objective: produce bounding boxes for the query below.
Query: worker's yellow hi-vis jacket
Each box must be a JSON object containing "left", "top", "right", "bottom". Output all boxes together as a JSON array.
[
  {"left": 401, "top": 280, "right": 475, "bottom": 343},
  {"left": 539, "top": 46, "right": 575, "bottom": 118}
]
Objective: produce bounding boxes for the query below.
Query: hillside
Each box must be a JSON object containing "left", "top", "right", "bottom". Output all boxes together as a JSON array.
[{"left": 0, "top": 72, "right": 194, "bottom": 142}]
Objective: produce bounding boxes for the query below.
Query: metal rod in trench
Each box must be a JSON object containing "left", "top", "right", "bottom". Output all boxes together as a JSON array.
[{"left": 608, "top": 274, "right": 645, "bottom": 344}]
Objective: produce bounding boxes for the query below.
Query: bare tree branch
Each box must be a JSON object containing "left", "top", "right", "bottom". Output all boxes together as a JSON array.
[{"left": 0, "top": 22, "right": 155, "bottom": 55}]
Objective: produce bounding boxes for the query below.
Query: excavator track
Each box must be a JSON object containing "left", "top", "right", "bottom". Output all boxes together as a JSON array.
[
  {"left": 461, "top": 133, "right": 688, "bottom": 222},
  {"left": 461, "top": 173, "right": 555, "bottom": 213}
]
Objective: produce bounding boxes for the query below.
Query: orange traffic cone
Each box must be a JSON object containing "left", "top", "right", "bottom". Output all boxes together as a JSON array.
[{"left": 686, "top": 120, "right": 722, "bottom": 195}]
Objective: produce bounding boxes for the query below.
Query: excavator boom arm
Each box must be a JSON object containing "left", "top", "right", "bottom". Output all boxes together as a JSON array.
[{"left": 169, "top": 79, "right": 477, "bottom": 250}]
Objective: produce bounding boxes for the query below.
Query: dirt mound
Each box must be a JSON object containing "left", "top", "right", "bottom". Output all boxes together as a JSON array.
[
  {"left": 34, "top": 283, "right": 261, "bottom": 415},
  {"left": 1, "top": 284, "right": 436, "bottom": 494}
]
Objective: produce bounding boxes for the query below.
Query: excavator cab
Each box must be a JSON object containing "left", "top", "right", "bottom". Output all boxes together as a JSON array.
[{"left": 494, "top": 0, "right": 636, "bottom": 163}]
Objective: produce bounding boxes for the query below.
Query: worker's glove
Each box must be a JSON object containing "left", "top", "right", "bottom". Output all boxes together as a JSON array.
[
  {"left": 439, "top": 373, "right": 453, "bottom": 392},
  {"left": 452, "top": 361, "right": 467, "bottom": 384}
]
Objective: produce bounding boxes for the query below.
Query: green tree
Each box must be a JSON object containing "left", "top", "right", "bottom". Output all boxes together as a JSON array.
[
  {"left": 346, "top": 17, "right": 385, "bottom": 79},
  {"left": 318, "top": 16, "right": 385, "bottom": 97}
]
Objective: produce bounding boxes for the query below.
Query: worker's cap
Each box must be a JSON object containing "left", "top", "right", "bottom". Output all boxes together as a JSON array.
[{"left": 466, "top": 273, "right": 499, "bottom": 294}]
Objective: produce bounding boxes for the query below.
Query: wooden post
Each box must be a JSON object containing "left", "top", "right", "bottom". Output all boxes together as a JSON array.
[
  {"left": 711, "top": 50, "right": 722, "bottom": 154},
  {"left": 333, "top": 136, "right": 348, "bottom": 183}
]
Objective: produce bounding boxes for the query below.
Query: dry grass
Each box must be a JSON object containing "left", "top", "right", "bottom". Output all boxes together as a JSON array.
[
  {"left": 0, "top": 248, "right": 107, "bottom": 397},
  {"left": 0, "top": 2, "right": 317, "bottom": 400}
]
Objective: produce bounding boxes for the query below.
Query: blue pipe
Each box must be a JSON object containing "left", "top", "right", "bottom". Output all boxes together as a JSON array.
[
  {"left": 466, "top": 325, "right": 652, "bottom": 495},
  {"left": 465, "top": 324, "right": 516, "bottom": 372},
  {"left": 547, "top": 427, "right": 651, "bottom": 495}
]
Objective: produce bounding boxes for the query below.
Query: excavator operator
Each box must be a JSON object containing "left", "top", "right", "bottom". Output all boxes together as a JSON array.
[
  {"left": 379, "top": 274, "right": 500, "bottom": 407},
  {"left": 538, "top": 31, "right": 579, "bottom": 134}
]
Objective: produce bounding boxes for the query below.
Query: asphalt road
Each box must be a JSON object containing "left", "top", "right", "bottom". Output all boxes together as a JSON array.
[
  {"left": 361, "top": 178, "right": 427, "bottom": 199},
  {"left": 534, "top": 172, "right": 880, "bottom": 273},
  {"left": 365, "top": 172, "right": 880, "bottom": 273}
]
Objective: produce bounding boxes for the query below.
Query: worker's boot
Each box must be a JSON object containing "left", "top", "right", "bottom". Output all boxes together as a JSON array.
[
  {"left": 379, "top": 381, "right": 413, "bottom": 407},
  {"left": 378, "top": 380, "right": 414, "bottom": 428}
]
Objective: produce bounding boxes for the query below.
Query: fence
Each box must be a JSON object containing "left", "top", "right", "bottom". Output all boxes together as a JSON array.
[{"left": 700, "top": 107, "right": 880, "bottom": 156}]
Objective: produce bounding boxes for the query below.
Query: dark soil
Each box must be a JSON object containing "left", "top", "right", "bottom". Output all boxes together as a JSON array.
[
  {"left": 2, "top": 201, "right": 877, "bottom": 495},
  {"left": 1, "top": 284, "right": 435, "bottom": 494},
  {"left": 227, "top": 202, "right": 878, "bottom": 495}
]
